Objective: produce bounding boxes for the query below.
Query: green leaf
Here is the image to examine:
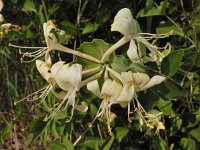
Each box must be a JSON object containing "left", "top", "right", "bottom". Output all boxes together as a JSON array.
[
  {"left": 82, "top": 23, "right": 100, "bottom": 35},
  {"left": 195, "top": 52, "right": 200, "bottom": 67},
  {"left": 77, "top": 39, "right": 112, "bottom": 70},
  {"left": 157, "top": 99, "right": 173, "bottom": 116},
  {"left": 115, "top": 127, "right": 129, "bottom": 140},
  {"left": 90, "top": 103, "right": 98, "bottom": 117},
  {"left": 62, "top": 135, "right": 74, "bottom": 150},
  {"left": 189, "top": 128, "right": 200, "bottom": 142},
  {"left": 137, "top": 0, "right": 168, "bottom": 17},
  {"left": 152, "top": 136, "right": 166, "bottom": 150},
  {"left": 0, "top": 124, "right": 12, "bottom": 144},
  {"left": 110, "top": 55, "right": 131, "bottom": 73},
  {"left": 187, "top": 138, "right": 196, "bottom": 150},
  {"left": 47, "top": 142, "right": 68, "bottom": 150},
  {"left": 161, "top": 49, "right": 184, "bottom": 77},
  {"left": 51, "top": 119, "right": 59, "bottom": 138},
  {"left": 23, "top": 0, "right": 37, "bottom": 13},
  {"left": 8, "top": 81, "right": 19, "bottom": 100},
  {"left": 156, "top": 23, "right": 184, "bottom": 37},
  {"left": 180, "top": 137, "right": 188, "bottom": 149},
  {"left": 80, "top": 137, "right": 102, "bottom": 149},
  {"left": 25, "top": 116, "right": 48, "bottom": 147},
  {"left": 100, "top": 135, "right": 114, "bottom": 150},
  {"left": 169, "top": 116, "right": 182, "bottom": 136}
]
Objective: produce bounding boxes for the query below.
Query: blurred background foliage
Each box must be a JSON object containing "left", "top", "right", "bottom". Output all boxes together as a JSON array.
[{"left": 0, "top": 0, "right": 200, "bottom": 149}]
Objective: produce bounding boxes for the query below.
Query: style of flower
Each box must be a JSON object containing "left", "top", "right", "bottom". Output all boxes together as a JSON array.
[
  {"left": 49, "top": 61, "right": 88, "bottom": 121},
  {"left": 87, "top": 79, "right": 122, "bottom": 133},
  {"left": 101, "top": 8, "right": 171, "bottom": 62}
]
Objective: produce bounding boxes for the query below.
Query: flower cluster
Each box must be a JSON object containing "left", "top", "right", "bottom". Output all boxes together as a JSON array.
[{"left": 13, "top": 8, "right": 169, "bottom": 134}]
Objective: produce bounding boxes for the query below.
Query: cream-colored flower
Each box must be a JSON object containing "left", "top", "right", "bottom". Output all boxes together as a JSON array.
[
  {"left": 102, "top": 8, "right": 170, "bottom": 62},
  {"left": 117, "top": 71, "right": 166, "bottom": 107},
  {"left": 111, "top": 8, "right": 135, "bottom": 36},
  {"left": 50, "top": 61, "right": 88, "bottom": 120},
  {"left": 87, "top": 79, "right": 122, "bottom": 133}
]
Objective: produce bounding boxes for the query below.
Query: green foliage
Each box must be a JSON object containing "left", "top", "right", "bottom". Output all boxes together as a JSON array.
[{"left": 1, "top": 0, "right": 200, "bottom": 149}]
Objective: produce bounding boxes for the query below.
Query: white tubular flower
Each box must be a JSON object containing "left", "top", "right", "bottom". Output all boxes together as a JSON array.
[
  {"left": 102, "top": 8, "right": 170, "bottom": 62},
  {"left": 50, "top": 61, "right": 88, "bottom": 121},
  {"left": 127, "top": 40, "right": 141, "bottom": 63},
  {"left": 111, "top": 8, "right": 135, "bottom": 36},
  {"left": 117, "top": 71, "right": 166, "bottom": 104},
  {"left": 87, "top": 79, "right": 122, "bottom": 133}
]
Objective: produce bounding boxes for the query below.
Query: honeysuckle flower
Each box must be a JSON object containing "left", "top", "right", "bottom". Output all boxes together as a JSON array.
[
  {"left": 10, "top": 21, "right": 101, "bottom": 64},
  {"left": 115, "top": 71, "right": 166, "bottom": 121},
  {"left": 49, "top": 61, "right": 88, "bottom": 121},
  {"left": 101, "top": 8, "right": 171, "bottom": 62},
  {"left": 87, "top": 79, "right": 122, "bottom": 133}
]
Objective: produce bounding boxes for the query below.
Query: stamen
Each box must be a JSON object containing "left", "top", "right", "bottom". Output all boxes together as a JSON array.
[
  {"left": 14, "top": 86, "right": 48, "bottom": 105},
  {"left": 9, "top": 43, "right": 46, "bottom": 49},
  {"left": 44, "top": 88, "right": 74, "bottom": 121}
]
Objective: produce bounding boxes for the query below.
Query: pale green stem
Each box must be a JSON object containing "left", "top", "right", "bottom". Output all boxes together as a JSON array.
[
  {"left": 82, "top": 66, "right": 101, "bottom": 75},
  {"left": 101, "top": 36, "right": 130, "bottom": 62},
  {"left": 80, "top": 70, "right": 103, "bottom": 88},
  {"left": 106, "top": 66, "right": 122, "bottom": 82},
  {"left": 54, "top": 43, "right": 101, "bottom": 63}
]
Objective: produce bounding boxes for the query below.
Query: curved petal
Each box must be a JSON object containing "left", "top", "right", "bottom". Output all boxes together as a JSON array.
[
  {"left": 43, "top": 21, "right": 57, "bottom": 50},
  {"left": 74, "top": 101, "right": 88, "bottom": 112},
  {"left": 36, "top": 60, "right": 55, "bottom": 86},
  {"left": 51, "top": 61, "right": 72, "bottom": 91},
  {"left": 142, "top": 75, "right": 166, "bottom": 90},
  {"left": 121, "top": 71, "right": 133, "bottom": 84},
  {"left": 68, "top": 64, "right": 82, "bottom": 90},
  {"left": 101, "top": 79, "right": 122, "bottom": 101},
  {"left": 117, "top": 84, "right": 135, "bottom": 103},
  {"left": 132, "top": 72, "right": 150, "bottom": 91},
  {"left": 127, "top": 40, "right": 140, "bottom": 63},
  {"left": 87, "top": 80, "right": 102, "bottom": 98},
  {"left": 111, "top": 8, "right": 135, "bottom": 36}
]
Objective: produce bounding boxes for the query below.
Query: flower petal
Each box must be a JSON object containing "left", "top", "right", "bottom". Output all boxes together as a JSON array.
[
  {"left": 74, "top": 101, "right": 88, "bottom": 112},
  {"left": 142, "top": 75, "right": 166, "bottom": 90},
  {"left": 101, "top": 79, "right": 122, "bottom": 101},
  {"left": 121, "top": 71, "right": 133, "bottom": 84},
  {"left": 67, "top": 64, "right": 82, "bottom": 90},
  {"left": 36, "top": 60, "right": 55, "bottom": 86},
  {"left": 117, "top": 84, "right": 135, "bottom": 103},
  {"left": 127, "top": 40, "right": 141, "bottom": 63},
  {"left": 51, "top": 61, "right": 72, "bottom": 91},
  {"left": 87, "top": 80, "right": 102, "bottom": 98},
  {"left": 111, "top": 8, "right": 135, "bottom": 36},
  {"left": 132, "top": 72, "right": 150, "bottom": 91}
]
